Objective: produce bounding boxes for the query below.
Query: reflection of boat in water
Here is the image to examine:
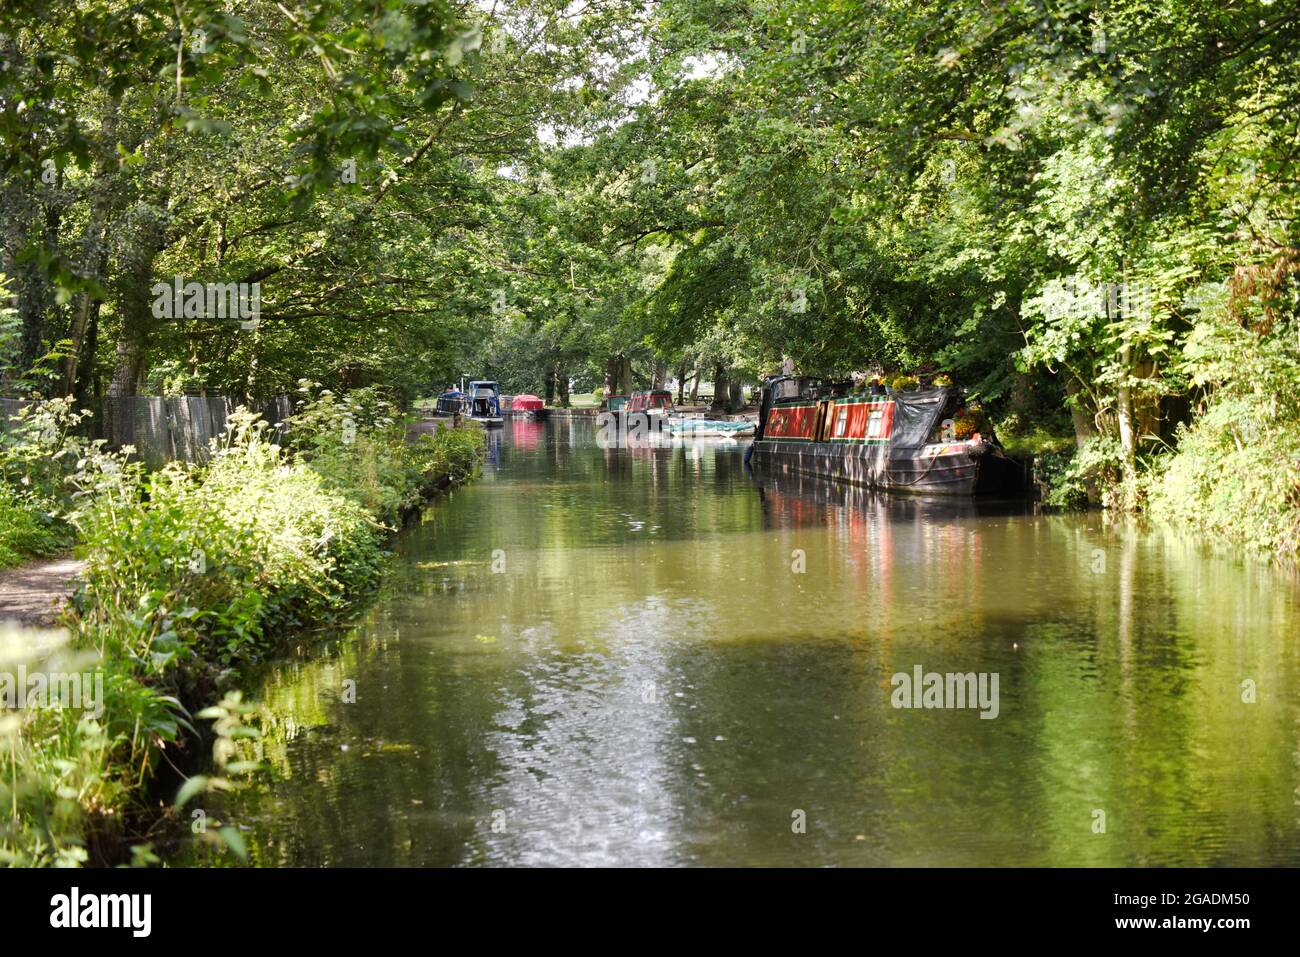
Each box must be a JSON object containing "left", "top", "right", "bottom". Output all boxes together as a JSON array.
[
  {"left": 670, "top": 418, "right": 756, "bottom": 438},
  {"left": 509, "top": 417, "right": 544, "bottom": 449},
  {"left": 749, "top": 375, "right": 1024, "bottom": 495},
  {"left": 751, "top": 464, "right": 1035, "bottom": 526},
  {"left": 466, "top": 380, "right": 504, "bottom": 427}
]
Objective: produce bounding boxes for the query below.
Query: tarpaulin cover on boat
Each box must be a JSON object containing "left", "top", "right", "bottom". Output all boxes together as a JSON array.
[
  {"left": 889, "top": 387, "right": 950, "bottom": 449},
  {"left": 513, "top": 394, "right": 544, "bottom": 411}
]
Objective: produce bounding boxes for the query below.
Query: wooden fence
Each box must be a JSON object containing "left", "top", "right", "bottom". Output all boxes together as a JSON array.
[{"left": 1, "top": 395, "right": 293, "bottom": 468}]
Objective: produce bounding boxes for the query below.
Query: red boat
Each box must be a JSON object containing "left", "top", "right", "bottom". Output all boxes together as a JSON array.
[
  {"left": 748, "top": 376, "right": 1023, "bottom": 496},
  {"left": 510, "top": 393, "right": 548, "bottom": 421}
]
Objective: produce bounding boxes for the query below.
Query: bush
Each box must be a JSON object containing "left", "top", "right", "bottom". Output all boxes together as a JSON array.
[
  {"left": 283, "top": 383, "right": 423, "bottom": 522},
  {"left": 70, "top": 410, "right": 385, "bottom": 693},
  {"left": 1036, "top": 436, "right": 1125, "bottom": 510},
  {"left": 0, "top": 398, "right": 89, "bottom": 567},
  {"left": 409, "top": 425, "right": 485, "bottom": 488},
  {"left": 1147, "top": 396, "right": 1300, "bottom": 561},
  {"left": 0, "top": 482, "right": 66, "bottom": 568}
]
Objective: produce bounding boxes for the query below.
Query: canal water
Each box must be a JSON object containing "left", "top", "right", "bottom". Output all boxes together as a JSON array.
[{"left": 194, "top": 418, "right": 1300, "bottom": 866}]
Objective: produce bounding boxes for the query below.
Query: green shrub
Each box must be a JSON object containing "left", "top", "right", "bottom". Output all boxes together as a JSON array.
[
  {"left": 409, "top": 425, "right": 485, "bottom": 488},
  {"left": 0, "top": 398, "right": 90, "bottom": 567},
  {"left": 1147, "top": 396, "right": 1300, "bottom": 561},
  {"left": 70, "top": 410, "right": 385, "bottom": 691},
  {"left": 283, "top": 382, "right": 424, "bottom": 521},
  {"left": 1035, "top": 436, "right": 1125, "bottom": 510},
  {"left": 0, "top": 483, "right": 66, "bottom": 568}
]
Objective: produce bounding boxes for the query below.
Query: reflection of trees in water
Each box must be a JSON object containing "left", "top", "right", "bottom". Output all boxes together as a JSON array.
[{"left": 200, "top": 420, "right": 1300, "bottom": 867}]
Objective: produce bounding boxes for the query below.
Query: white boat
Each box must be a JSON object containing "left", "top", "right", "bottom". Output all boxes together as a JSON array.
[{"left": 670, "top": 418, "right": 757, "bottom": 438}]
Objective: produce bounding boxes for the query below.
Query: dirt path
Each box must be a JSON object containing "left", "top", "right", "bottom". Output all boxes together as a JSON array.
[{"left": 0, "top": 557, "right": 85, "bottom": 627}]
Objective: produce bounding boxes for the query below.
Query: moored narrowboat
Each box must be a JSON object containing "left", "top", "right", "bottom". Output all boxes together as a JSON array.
[
  {"left": 748, "top": 376, "right": 1022, "bottom": 495},
  {"left": 466, "top": 380, "right": 504, "bottom": 426},
  {"left": 434, "top": 388, "right": 465, "bottom": 417},
  {"left": 627, "top": 390, "right": 675, "bottom": 416}
]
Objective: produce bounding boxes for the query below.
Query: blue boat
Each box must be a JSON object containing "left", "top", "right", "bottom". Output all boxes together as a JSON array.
[
  {"left": 466, "top": 380, "right": 504, "bottom": 426},
  {"left": 434, "top": 388, "right": 465, "bottom": 417}
]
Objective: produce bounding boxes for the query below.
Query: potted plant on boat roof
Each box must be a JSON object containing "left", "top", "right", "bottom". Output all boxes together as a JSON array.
[
  {"left": 931, "top": 373, "right": 954, "bottom": 388},
  {"left": 890, "top": 373, "right": 920, "bottom": 392},
  {"left": 953, "top": 412, "right": 978, "bottom": 439}
]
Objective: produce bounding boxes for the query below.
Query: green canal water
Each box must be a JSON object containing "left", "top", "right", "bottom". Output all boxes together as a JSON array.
[{"left": 190, "top": 418, "right": 1300, "bottom": 866}]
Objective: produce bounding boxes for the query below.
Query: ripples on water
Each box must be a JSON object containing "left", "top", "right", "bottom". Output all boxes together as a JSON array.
[{"left": 192, "top": 419, "right": 1300, "bottom": 867}]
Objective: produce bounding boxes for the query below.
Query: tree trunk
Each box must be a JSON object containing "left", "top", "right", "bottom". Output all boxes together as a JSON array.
[
  {"left": 1064, "top": 376, "right": 1098, "bottom": 449},
  {"left": 710, "top": 363, "right": 728, "bottom": 413},
  {"left": 553, "top": 364, "right": 570, "bottom": 408},
  {"left": 616, "top": 354, "right": 632, "bottom": 395},
  {"left": 62, "top": 99, "right": 120, "bottom": 396}
]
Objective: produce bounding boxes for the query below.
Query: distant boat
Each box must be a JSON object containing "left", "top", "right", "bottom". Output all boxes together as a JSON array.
[
  {"left": 627, "top": 390, "right": 674, "bottom": 417},
  {"left": 670, "top": 418, "right": 756, "bottom": 438},
  {"left": 466, "top": 380, "right": 504, "bottom": 426},
  {"left": 511, "top": 393, "right": 548, "bottom": 421},
  {"left": 433, "top": 389, "right": 464, "bottom": 417}
]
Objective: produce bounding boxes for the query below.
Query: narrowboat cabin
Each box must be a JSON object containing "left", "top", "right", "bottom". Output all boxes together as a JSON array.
[
  {"left": 606, "top": 394, "right": 629, "bottom": 412},
  {"left": 467, "top": 380, "right": 504, "bottom": 426},
  {"left": 748, "top": 376, "right": 1022, "bottom": 495}
]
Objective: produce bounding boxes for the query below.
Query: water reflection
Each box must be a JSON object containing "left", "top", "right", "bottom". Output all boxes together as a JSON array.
[{"left": 190, "top": 420, "right": 1300, "bottom": 867}]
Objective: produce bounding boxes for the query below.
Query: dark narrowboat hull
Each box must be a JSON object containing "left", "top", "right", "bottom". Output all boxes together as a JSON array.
[{"left": 750, "top": 438, "right": 1020, "bottom": 496}]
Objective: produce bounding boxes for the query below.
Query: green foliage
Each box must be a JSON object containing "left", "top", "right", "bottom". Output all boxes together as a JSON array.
[
  {"left": 0, "top": 482, "right": 65, "bottom": 568},
  {"left": 0, "top": 624, "right": 179, "bottom": 867},
  {"left": 1037, "top": 437, "right": 1126, "bottom": 512},
  {"left": 70, "top": 408, "right": 386, "bottom": 691},
  {"left": 0, "top": 398, "right": 110, "bottom": 567},
  {"left": 408, "top": 424, "right": 485, "bottom": 488},
  {"left": 4, "top": 388, "right": 481, "bottom": 866}
]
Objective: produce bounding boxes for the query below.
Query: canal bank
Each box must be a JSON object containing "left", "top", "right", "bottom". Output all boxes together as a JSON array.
[
  {"left": 1, "top": 396, "right": 486, "bottom": 867},
  {"left": 184, "top": 418, "right": 1300, "bottom": 867}
]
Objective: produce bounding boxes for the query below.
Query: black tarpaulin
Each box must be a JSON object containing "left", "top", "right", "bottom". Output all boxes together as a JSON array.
[{"left": 890, "top": 387, "right": 950, "bottom": 449}]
